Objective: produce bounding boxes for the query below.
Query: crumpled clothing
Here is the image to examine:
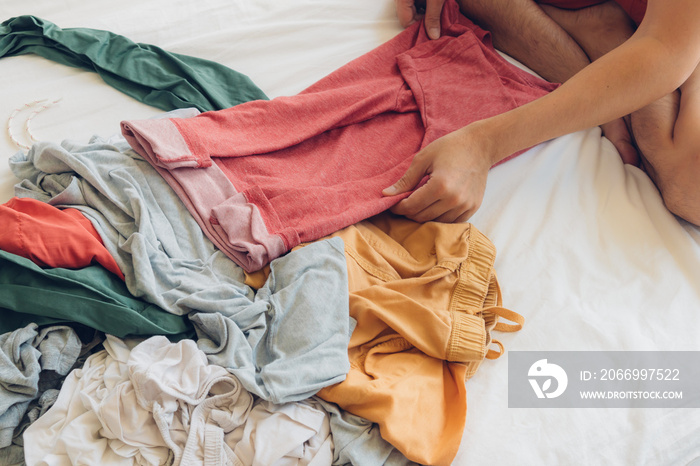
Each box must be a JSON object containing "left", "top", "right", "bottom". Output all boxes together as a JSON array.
[
  {"left": 192, "top": 237, "right": 352, "bottom": 404},
  {"left": 316, "top": 213, "right": 523, "bottom": 466},
  {"left": 10, "top": 116, "right": 352, "bottom": 403},
  {"left": 23, "top": 336, "right": 336, "bottom": 466},
  {"left": 0, "top": 16, "right": 267, "bottom": 112},
  {"left": 0, "top": 197, "right": 123, "bottom": 279},
  {"left": 314, "top": 398, "right": 416, "bottom": 466},
  {"left": 0, "top": 323, "right": 83, "bottom": 448}
]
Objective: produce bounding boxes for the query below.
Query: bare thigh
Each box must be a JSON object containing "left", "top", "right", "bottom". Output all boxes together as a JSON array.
[
  {"left": 456, "top": 0, "right": 591, "bottom": 83},
  {"left": 539, "top": 0, "right": 636, "bottom": 61},
  {"left": 630, "top": 67, "right": 700, "bottom": 225}
]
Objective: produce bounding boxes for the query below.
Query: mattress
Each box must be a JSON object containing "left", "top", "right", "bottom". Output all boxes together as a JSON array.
[{"left": 1, "top": 0, "right": 699, "bottom": 464}]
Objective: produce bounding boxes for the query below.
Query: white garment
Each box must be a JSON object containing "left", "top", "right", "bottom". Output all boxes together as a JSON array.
[
  {"left": 129, "top": 337, "right": 255, "bottom": 466},
  {"left": 23, "top": 336, "right": 168, "bottom": 466},
  {"left": 230, "top": 399, "right": 333, "bottom": 466},
  {"left": 23, "top": 336, "right": 334, "bottom": 466}
]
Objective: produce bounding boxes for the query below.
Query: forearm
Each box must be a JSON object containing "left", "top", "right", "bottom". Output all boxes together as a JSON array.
[
  {"left": 475, "top": 0, "right": 700, "bottom": 163},
  {"left": 477, "top": 35, "right": 689, "bottom": 164}
]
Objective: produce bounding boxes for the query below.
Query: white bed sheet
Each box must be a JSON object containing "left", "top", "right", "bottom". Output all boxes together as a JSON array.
[{"left": 1, "top": 1, "right": 699, "bottom": 465}]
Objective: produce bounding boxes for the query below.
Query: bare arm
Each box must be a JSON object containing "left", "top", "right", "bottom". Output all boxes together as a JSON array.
[{"left": 490, "top": 0, "right": 700, "bottom": 155}]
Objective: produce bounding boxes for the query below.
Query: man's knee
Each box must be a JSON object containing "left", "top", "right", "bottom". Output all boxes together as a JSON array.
[
  {"left": 661, "top": 187, "right": 700, "bottom": 225},
  {"left": 651, "top": 153, "right": 700, "bottom": 225}
]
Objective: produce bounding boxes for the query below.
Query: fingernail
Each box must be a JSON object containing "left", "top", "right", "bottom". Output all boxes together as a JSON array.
[
  {"left": 429, "top": 27, "right": 440, "bottom": 39},
  {"left": 383, "top": 186, "right": 397, "bottom": 196}
]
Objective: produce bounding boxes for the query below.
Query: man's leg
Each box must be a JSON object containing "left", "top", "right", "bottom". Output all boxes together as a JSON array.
[
  {"left": 539, "top": 1, "right": 640, "bottom": 164},
  {"left": 628, "top": 68, "right": 700, "bottom": 225},
  {"left": 541, "top": 2, "right": 700, "bottom": 224},
  {"left": 458, "top": 0, "right": 639, "bottom": 163},
  {"left": 457, "top": 0, "right": 590, "bottom": 84}
]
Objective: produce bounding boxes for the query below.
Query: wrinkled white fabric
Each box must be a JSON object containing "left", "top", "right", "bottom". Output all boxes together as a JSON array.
[
  {"left": 23, "top": 336, "right": 164, "bottom": 466},
  {"left": 229, "top": 399, "right": 333, "bottom": 466},
  {"left": 129, "top": 337, "right": 254, "bottom": 466},
  {"left": 24, "top": 336, "right": 335, "bottom": 466}
]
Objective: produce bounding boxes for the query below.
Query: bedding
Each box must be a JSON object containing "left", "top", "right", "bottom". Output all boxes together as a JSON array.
[{"left": 1, "top": 0, "right": 699, "bottom": 465}]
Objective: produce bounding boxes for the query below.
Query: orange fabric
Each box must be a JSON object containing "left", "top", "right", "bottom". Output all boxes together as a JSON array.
[
  {"left": 310, "top": 213, "right": 523, "bottom": 466},
  {"left": 0, "top": 197, "right": 124, "bottom": 279}
]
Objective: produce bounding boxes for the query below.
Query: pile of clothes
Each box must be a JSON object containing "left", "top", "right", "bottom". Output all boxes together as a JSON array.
[{"left": 0, "top": 1, "right": 546, "bottom": 464}]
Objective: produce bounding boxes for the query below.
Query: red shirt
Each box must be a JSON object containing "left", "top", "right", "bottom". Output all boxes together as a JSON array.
[{"left": 0, "top": 197, "right": 123, "bottom": 278}]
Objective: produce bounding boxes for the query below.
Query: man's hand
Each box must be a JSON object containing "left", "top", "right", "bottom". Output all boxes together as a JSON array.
[
  {"left": 382, "top": 125, "right": 495, "bottom": 223},
  {"left": 394, "top": 0, "right": 446, "bottom": 40}
]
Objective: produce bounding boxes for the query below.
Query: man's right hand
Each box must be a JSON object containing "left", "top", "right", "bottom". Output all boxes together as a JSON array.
[{"left": 394, "top": 0, "right": 446, "bottom": 40}]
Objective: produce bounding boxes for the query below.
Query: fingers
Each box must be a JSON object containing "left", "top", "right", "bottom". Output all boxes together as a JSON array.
[
  {"left": 390, "top": 176, "right": 481, "bottom": 223},
  {"left": 391, "top": 200, "right": 476, "bottom": 223},
  {"left": 395, "top": 0, "right": 418, "bottom": 28},
  {"left": 391, "top": 196, "right": 477, "bottom": 223},
  {"left": 424, "top": 0, "right": 446, "bottom": 40},
  {"left": 394, "top": 0, "right": 444, "bottom": 39},
  {"left": 384, "top": 126, "right": 490, "bottom": 224},
  {"left": 382, "top": 154, "right": 430, "bottom": 196},
  {"left": 436, "top": 208, "right": 474, "bottom": 224}
]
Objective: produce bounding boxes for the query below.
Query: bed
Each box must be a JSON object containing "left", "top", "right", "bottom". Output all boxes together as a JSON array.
[{"left": 1, "top": 0, "right": 699, "bottom": 464}]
